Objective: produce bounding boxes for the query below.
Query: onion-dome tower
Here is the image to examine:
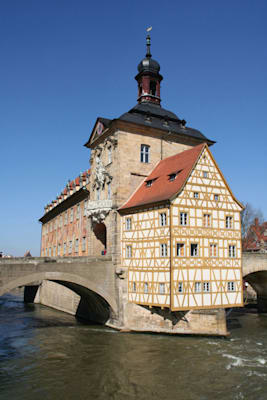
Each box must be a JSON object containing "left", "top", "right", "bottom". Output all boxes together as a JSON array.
[{"left": 135, "top": 33, "right": 163, "bottom": 105}]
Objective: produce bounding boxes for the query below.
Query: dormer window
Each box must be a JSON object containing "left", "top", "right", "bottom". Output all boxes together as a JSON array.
[
  {"left": 146, "top": 180, "right": 153, "bottom": 187},
  {"left": 169, "top": 173, "right": 177, "bottom": 181}
]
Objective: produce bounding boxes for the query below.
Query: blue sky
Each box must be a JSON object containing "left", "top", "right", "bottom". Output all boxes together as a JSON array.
[{"left": 1, "top": 0, "right": 266, "bottom": 256}]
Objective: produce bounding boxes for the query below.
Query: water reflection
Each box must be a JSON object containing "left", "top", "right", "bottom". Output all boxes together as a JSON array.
[{"left": 0, "top": 293, "right": 266, "bottom": 400}]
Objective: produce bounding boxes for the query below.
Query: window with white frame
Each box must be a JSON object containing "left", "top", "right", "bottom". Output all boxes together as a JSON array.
[
  {"left": 195, "top": 282, "right": 202, "bottom": 293},
  {"left": 210, "top": 244, "right": 217, "bottom": 257},
  {"left": 180, "top": 212, "right": 188, "bottom": 226},
  {"left": 214, "top": 194, "right": 219, "bottom": 201},
  {"left": 108, "top": 147, "right": 112, "bottom": 164},
  {"left": 140, "top": 144, "right": 150, "bottom": 163},
  {"left": 76, "top": 204, "right": 80, "bottom": 220},
  {"left": 203, "top": 171, "right": 208, "bottom": 178},
  {"left": 133, "top": 282, "right": 136, "bottom": 292},
  {"left": 226, "top": 216, "right": 233, "bottom": 229},
  {"left": 229, "top": 245, "right": 236, "bottom": 258},
  {"left": 203, "top": 213, "right": 211, "bottom": 227},
  {"left": 144, "top": 282, "right": 148, "bottom": 293},
  {"left": 126, "top": 218, "right": 132, "bottom": 230},
  {"left": 159, "top": 212, "right": 167, "bottom": 226},
  {"left": 203, "top": 282, "right": 210, "bottom": 292},
  {"left": 191, "top": 243, "right": 198, "bottom": 257},
  {"left": 227, "top": 281, "right": 235, "bottom": 291},
  {"left": 160, "top": 243, "right": 168, "bottom": 257},
  {"left": 177, "top": 243, "right": 185, "bottom": 257},
  {"left": 70, "top": 208, "right": 73, "bottom": 222},
  {"left": 75, "top": 238, "right": 79, "bottom": 253},
  {"left": 178, "top": 282, "right": 183, "bottom": 293},
  {"left": 69, "top": 241, "right": 72, "bottom": 254},
  {"left": 159, "top": 283, "right": 165, "bottom": 294},
  {"left": 82, "top": 237, "right": 86, "bottom": 252},
  {"left": 194, "top": 192, "right": 199, "bottom": 199},
  {"left": 126, "top": 245, "right": 132, "bottom": 258}
]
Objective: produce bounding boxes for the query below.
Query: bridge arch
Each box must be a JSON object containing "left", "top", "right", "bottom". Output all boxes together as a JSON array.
[{"left": 0, "top": 271, "right": 117, "bottom": 317}]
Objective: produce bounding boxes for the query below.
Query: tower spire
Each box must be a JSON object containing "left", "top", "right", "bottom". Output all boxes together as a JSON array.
[{"left": 135, "top": 27, "right": 163, "bottom": 106}]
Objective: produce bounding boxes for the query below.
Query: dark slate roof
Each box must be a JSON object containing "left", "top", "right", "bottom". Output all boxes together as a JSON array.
[
  {"left": 99, "top": 117, "right": 112, "bottom": 129},
  {"left": 119, "top": 103, "right": 214, "bottom": 144}
]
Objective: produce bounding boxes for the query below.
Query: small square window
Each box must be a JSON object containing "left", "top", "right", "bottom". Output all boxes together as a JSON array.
[
  {"left": 194, "top": 192, "right": 199, "bottom": 199},
  {"left": 203, "top": 171, "right": 208, "bottom": 178},
  {"left": 146, "top": 180, "right": 153, "bottom": 187},
  {"left": 159, "top": 283, "right": 165, "bottom": 294},
  {"left": 126, "top": 245, "right": 132, "bottom": 258},
  {"left": 227, "top": 281, "right": 235, "bottom": 291},
  {"left": 126, "top": 218, "right": 132, "bottom": 230},
  {"left": 191, "top": 243, "right": 198, "bottom": 257},
  {"left": 160, "top": 243, "right": 168, "bottom": 257},
  {"left": 203, "top": 282, "right": 210, "bottom": 292},
  {"left": 180, "top": 212, "right": 188, "bottom": 226},
  {"left": 177, "top": 243, "right": 185, "bottom": 257},
  {"left": 195, "top": 282, "right": 201, "bottom": 293},
  {"left": 159, "top": 213, "right": 167, "bottom": 227},
  {"left": 169, "top": 173, "right": 177, "bottom": 181},
  {"left": 214, "top": 194, "right": 219, "bottom": 201}
]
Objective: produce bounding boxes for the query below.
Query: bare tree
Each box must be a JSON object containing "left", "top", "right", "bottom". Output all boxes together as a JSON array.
[{"left": 241, "top": 202, "right": 264, "bottom": 247}]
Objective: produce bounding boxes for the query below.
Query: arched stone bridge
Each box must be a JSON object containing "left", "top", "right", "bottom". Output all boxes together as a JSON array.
[
  {"left": 242, "top": 252, "right": 267, "bottom": 312},
  {"left": 0, "top": 256, "right": 119, "bottom": 324}
]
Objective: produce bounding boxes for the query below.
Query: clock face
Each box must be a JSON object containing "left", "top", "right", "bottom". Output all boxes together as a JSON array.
[{"left": 96, "top": 122, "right": 104, "bottom": 135}]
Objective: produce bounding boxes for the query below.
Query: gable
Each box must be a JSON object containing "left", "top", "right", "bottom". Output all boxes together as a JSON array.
[
  {"left": 84, "top": 117, "right": 112, "bottom": 148},
  {"left": 172, "top": 146, "right": 243, "bottom": 211}
]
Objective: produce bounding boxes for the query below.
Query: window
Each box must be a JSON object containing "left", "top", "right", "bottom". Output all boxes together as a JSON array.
[
  {"left": 69, "top": 241, "right": 72, "bottom": 254},
  {"left": 76, "top": 204, "right": 80, "bottom": 220},
  {"left": 194, "top": 192, "right": 199, "bottom": 199},
  {"left": 107, "top": 182, "right": 111, "bottom": 199},
  {"left": 126, "top": 245, "right": 132, "bottom": 258},
  {"left": 159, "top": 283, "right": 165, "bottom": 294},
  {"left": 203, "top": 171, "right": 208, "bottom": 178},
  {"left": 160, "top": 243, "right": 168, "bottom": 257},
  {"left": 70, "top": 208, "right": 73, "bottom": 222},
  {"left": 226, "top": 216, "right": 233, "bottom": 229},
  {"left": 177, "top": 243, "right": 185, "bottom": 257},
  {"left": 229, "top": 245, "right": 236, "bottom": 258},
  {"left": 82, "top": 237, "right": 86, "bottom": 252},
  {"left": 140, "top": 144, "right": 150, "bottom": 163},
  {"left": 169, "top": 173, "right": 177, "bottom": 181},
  {"left": 195, "top": 282, "right": 202, "bottom": 293},
  {"left": 180, "top": 212, "right": 188, "bottom": 226},
  {"left": 149, "top": 80, "right": 156, "bottom": 96},
  {"left": 133, "top": 282, "right": 136, "bottom": 292},
  {"left": 108, "top": 147, "right": 112, "bottom": 164},
  {"left": 83, "top": 200, "right": 87, "bottom": 216},
  {"left": 210, "top": 244, "right": 217, "bottom": 257},
  {"left": 159, "top": 213, "right": 167, "bottom": 227},
  {"left": 64, "top": 212, "right": 68, "bottom": 225},
  {"left": 126, "top": 218, "right": 132, "bottom": 230},
  {"left": 144, "top": 282, "right": 149, "bottom": 294},
  {"left": 178, "top": 282, "right": 183, "bottom": 293},
  {"left": 191, "top": 243, "right": 198, "bottom": 257},
  {"left": 63, "top": 242, "right": 66, "bottom": 255},
  {"left": 75, "top": 238, "right": 79, "bottom": 253},
  {"left": 203, "top": 282, "right": 210, "bottom": 292},
  {"left": 146, "top": 180, "right": 153, "bottom": 187},
  {"left": 214, "top": 194, "right": 219, "bottom": 201},
  {"left": 96, "top": 187, "right": 100, "bottom": 201},
  {"left": 227, "top": 281, "right": 235, "bottom": 292},
  {"left": 203, "top": 214, "right": 211, "bottom": 227}
]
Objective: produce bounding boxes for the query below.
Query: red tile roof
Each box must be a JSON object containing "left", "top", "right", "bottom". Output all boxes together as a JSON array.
[{"left": 120, "top": 143, "right": 206, "bottom": 210}]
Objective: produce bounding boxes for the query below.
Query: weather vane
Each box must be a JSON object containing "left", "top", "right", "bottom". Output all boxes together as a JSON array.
[{"left": 146, "top": 27, "right": 152, "bottom": 57}]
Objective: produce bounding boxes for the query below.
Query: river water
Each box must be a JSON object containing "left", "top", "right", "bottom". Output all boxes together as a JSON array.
[{"left": 0, "top": 292, "right": 266, "bottom": 400}]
